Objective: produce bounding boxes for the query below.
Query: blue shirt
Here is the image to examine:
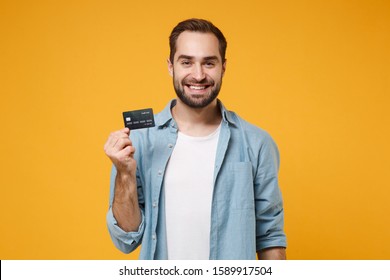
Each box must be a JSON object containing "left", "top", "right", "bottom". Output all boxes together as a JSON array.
[{"left": 106, "top": 99, "right": 286, "bottom": 259}]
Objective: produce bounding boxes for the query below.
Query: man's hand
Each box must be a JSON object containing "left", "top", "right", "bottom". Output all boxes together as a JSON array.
[
  {"left": 104, "top": 127, "right": 136, "bottom": 178},
  {"left": 104, "top": 127, "right": 141, "bottom": 232}
]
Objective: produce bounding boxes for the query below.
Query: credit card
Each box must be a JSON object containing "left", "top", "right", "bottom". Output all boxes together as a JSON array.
[{"left": 122, "top": 108, "right": 155, "bottom": 130}]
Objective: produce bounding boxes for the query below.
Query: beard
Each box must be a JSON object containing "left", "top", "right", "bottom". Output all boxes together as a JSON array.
[{"left": 173, "top": 73, "right": 222, "bottom": 108}]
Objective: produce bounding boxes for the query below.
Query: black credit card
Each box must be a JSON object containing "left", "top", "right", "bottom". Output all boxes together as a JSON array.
[{"left": 122, "top": 108, "right": 155, "bottom": 130}]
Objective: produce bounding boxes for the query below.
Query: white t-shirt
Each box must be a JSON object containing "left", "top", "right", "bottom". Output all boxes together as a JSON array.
[{"left": 164, "top": 125, "right": 221, "bottom": 259}]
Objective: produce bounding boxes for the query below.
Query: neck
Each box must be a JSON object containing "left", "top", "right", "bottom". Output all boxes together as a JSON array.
[{"left": 172, "top": 99, "right": 222, "bottom": 136}]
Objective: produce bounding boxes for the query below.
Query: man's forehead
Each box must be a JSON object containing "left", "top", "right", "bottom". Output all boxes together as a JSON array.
[{"left": 175, "top": 31, "right": 221, "bottom": 60}]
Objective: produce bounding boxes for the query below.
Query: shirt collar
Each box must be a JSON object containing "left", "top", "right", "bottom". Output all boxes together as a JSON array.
[
  {"left": 217, "top": 99, "right": 236, "bottom": 126},
  {"left": 155, "top": 99, "right": 236, "bottom": 128}
]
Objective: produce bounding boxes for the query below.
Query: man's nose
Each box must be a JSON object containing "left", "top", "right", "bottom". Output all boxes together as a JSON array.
[{"left": 192, "top": 64, "right": 206, "bottom": 81}]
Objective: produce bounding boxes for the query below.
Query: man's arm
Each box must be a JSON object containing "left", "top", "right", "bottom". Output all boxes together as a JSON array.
[
  {"left": 257, "top": 247, "right": 286, "bottom": 260},
  {"left": 254, "top": 134, "right": 287, "bottom": 257},
  {"left": 104, "top": 127, "right": 141, "bottom": 232},
  {"left": 112, "top": 172, "right": 141, "bottom": 232}
]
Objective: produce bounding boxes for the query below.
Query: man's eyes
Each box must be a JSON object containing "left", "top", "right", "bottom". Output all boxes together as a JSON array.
[
  {"left": 205, "top": 61, "right": 215, "bottom": 67},
  {"left": 180, "top": 60, "right": 192, "bottom": 66},
  {"left": 179, "top": 61, "right": 216, "bottom": 67}
]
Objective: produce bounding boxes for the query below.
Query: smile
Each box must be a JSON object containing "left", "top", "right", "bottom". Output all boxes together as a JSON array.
[
  {"left": 185, "top": 83, "right": 212, "bottom": 91},
  {"left": 189, "top": 85, "right": 207, "bottom": 90}
]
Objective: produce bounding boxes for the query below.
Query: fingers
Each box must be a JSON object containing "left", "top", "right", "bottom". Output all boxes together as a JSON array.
[
  {"left": 104, "top": 128, "right": 133, "bottom": 157},
  {"left": 112, "top": 136, "right": 132, "bottom": 150},
  {"left": 104, "top": 128, "right": 137, "bottom": 176},
  {"left": 121, "top": 127, "right": 130, "bottom": 135},
  {"left": 117, "top": 145, "right": 136, "bottom": 159}
]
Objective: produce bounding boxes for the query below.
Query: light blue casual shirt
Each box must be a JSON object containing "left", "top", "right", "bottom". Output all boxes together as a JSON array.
[{"left": 106, "top": 99, "right": 286, "bottom": 259}]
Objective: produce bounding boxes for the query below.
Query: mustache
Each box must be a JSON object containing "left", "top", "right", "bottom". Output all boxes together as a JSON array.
[{"left": 182, "top": 77, "right": 215, "bottom": 85}]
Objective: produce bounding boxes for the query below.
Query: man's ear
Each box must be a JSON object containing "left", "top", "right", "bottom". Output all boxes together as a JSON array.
[
  {"left": 167, "top": 59, "right": 173, "bottom": 77},
  {"left": 222, "top": 59, "right": 227, "bottom": 76}
]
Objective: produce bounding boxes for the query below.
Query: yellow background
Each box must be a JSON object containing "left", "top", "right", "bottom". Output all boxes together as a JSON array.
[{"left": 1, "top": 0, "right": 389, "bottom": 259}]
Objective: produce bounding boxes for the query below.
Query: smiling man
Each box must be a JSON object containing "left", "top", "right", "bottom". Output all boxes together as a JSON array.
[{"left": 104, "top": 18, "right": 287, "bottom": 260}]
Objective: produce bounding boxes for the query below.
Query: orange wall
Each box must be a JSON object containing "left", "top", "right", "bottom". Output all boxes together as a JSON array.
[{"left": 1, "top": 0, "right": 389, "bottom": 259}]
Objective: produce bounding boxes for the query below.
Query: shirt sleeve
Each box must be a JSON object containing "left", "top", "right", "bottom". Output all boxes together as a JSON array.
[
  {"left": 106, "top": 165, "right": 145, "bottom": 254},
  {"left": 254, "top": 134, "right": 287, "bottom": 251}
]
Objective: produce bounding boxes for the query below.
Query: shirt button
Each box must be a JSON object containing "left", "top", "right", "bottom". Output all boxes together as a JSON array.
[
  {"left": 168, "top": 143, "right": 173, "bottom": 148},
  {"left": 158, "top": 170, "right": 163, "bottom": 176},
  {"left": 152, "top": 234, "right": 156, "bottom": 240},
  {"left": 153, "top": 201, "right": 157, "bottom": 208}
]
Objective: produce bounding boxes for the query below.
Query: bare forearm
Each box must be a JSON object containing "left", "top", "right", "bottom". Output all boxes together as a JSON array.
[
  {"left": 112, "top": 173, "right": 141, "bottom": 232},
  {"left": 257, "top": 247, "right": 286, "bottom": 260}
]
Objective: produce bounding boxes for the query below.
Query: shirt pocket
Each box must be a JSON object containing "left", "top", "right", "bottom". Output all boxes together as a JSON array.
[{"left": 217, "top": 161, "right": 255, "bottom": 210}]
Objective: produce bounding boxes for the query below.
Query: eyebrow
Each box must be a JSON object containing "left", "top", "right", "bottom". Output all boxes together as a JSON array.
[{"left": 176, "top": 55, "right": 220, "bottom": 62}]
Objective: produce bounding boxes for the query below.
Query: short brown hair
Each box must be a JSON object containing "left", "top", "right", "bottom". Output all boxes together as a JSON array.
[{"left": 169, "top": 18, "right": 227, "bottom": 63}]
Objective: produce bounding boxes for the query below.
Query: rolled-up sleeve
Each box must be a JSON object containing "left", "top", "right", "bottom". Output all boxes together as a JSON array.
[
  {"left": 106, "top": 165, "right": 145, "bottom": 253},
  {"left": 106, "top": 207, "right": 145, "bottom": 253},
  {"left": 254, "top": 134, "right": 287, "bottom": 251}
]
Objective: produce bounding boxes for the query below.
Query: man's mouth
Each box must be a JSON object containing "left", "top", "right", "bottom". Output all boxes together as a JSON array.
[
  {"left": 184, "top": 82, "right": 213, "bottom": 93},
  {"left": 188, "top": 85, "right": 209, "bottom": 90}
]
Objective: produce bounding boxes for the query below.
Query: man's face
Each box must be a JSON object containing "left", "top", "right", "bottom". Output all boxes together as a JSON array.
[{"left": 168, "top": 31, "right": 226, "bottom": 108}]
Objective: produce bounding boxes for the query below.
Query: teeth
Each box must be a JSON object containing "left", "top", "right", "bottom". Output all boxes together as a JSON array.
[{"left": 189, "top": 85, "right": 206, "bottom": 90}]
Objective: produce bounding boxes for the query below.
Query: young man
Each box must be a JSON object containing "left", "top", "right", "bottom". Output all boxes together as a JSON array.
[{"left": 104, "top": 18, "right": 286, "bottom": 260}]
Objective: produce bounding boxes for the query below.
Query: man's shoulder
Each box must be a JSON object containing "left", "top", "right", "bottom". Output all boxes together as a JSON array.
[
  {"left": 226, "top": 110, "right": 280, "bottom": 165},
  {"left": 226, "top": 109, "right": 273, "bottom": 141}
]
